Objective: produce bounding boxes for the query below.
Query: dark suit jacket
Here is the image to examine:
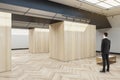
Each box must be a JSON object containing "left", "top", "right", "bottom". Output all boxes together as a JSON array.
[{"left": 101, "top": 38, "right": 111, "bottom": 54}]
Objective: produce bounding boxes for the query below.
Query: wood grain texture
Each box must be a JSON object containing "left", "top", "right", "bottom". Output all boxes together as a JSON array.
[
  {"left": 1, "top": 50, "right": 120, "bottom": 80},
  {"left": 0, "top": 12, "right": 11, "bottom": 72},
  {"left": 49, "top": 21, "right": 96, "bottom": 61},
  {"left": 29, "top": 28, "right": 49, "bottom": 53},
  {"left": 49, "top": 22, "right": 65, "bottom": 61}
]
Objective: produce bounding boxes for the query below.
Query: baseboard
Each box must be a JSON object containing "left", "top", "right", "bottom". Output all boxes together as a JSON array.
[
  {"left": 12, "top": 48, "right": 29, "bottom": 50},
  {"left": 96, "top": 51, "right": 120, "bottom": 55}
]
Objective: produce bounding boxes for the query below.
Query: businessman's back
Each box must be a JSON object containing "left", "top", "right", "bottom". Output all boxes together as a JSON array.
[{"left": 101, "top": 38, "right": 111, "bottom": 54}]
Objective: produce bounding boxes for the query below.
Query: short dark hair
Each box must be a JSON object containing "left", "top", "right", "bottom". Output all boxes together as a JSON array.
[{"left": 104, "top": 32, "right": 108, "bottom": 37}]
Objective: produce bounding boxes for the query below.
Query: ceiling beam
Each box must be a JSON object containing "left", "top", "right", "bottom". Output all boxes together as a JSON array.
[{"left": 12, "top": 14, "right": 61, "bottom": 24}]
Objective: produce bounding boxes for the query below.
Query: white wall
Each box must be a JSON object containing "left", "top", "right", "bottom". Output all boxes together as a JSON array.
[
  {"left": 96, "top": 30, "right": 102, "bottom": 51},
  {"left": 96, "top": 29, "right": 110, "bottom": 51},
  {"left": 96, "top": 15, "right": 120, "bottom": 53},
  {"left": 11, "top": 29, "right": 29, "bottom": 49}
]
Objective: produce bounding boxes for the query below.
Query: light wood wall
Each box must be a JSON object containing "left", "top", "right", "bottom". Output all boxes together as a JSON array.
[
  {"left": 49, "top": 21, "right": 96, "bottom": 61},
  {"left": 0, "top": 12, "right": 11, "bottom": 72},
  {"left": 29, "top": 28, "right": 49, "bottom": 53},
  {"left": 49, "top": 22, "right": 65, "bottom": 60}
]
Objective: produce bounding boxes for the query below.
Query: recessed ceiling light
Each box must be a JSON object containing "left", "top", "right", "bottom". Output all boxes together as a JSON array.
[
  {"left": 104, "top": 0, "right": 120, "bottom": 6},
  {"left": 85, "top": 0, "right": 99, "bottom": 3},
  {"left": 97, "top": 2, "right": 113, "bottom": 8},
  {"left": 116, "top": 0, "right": 120, "bottom": 3},
  {"left": 99, "top": 0, "right": 105, "bottom": 1}
]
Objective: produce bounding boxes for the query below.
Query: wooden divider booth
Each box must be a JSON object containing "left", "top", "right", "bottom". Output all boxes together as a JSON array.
[
  {"left": 49, "top": 21, "right": 96, "bottom": 61},
  {"left": 29, "top": 28, "right": 49, "bottom": 53},
  {"left": 0, "top": 12, "right": 11, "bottom": 72},
  {"left": 0, "top": 12, "right": 96, "bottom": 73}
]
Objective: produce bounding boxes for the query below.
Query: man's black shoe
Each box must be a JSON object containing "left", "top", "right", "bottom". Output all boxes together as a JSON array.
[
  {"left": 100, "top": 70, "right": 105, "bottom": 73},
  {"left": 106, "top": 69, "right": 109, "bottom": 72}
]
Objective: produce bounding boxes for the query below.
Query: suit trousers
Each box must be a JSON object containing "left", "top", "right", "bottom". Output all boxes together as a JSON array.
[{"left": 101, "top": 53, "right": 110, "bottom": 71}]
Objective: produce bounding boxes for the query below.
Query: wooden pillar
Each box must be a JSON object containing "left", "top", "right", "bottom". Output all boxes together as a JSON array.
[
  {"left": 29, "top": 28, "right": 49, "bottom": 53},
  {"left": 0, "top": 12, "right": 11, "bottom": 72},
  {"left": 49, "top": 21, "right": 96, "bottom": 61}
]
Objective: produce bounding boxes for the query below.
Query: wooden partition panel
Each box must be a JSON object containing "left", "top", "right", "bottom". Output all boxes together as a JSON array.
[
  {"left": 29, "top": 28, "right": 49, "bottom": 53},
  {"left": 49, "top": 22, "right": 65, "bottom": 60},
  {"left": 0, "top": 12, "right": 11, "bottom": 72},
  {"left": 49, "top": 21, "right": 96, "bottom": 61}
]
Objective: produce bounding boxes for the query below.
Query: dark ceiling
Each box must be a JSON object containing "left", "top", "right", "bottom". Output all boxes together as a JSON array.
[
  {"left": 12, "top": 14, "right": 61, "bottom": 29},
  {"left": 12, "top": 14, "right": 61, "bottom": 24}
]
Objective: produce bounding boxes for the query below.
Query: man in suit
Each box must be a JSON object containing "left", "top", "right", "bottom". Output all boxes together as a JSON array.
[{"left": 100, "top": 32, "right": 111, "bottom": 73}]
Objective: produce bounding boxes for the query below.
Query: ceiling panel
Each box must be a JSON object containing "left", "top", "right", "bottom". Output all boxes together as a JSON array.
[
  {"left": 0, "top": 3, "right": 29, "bottom": 15},
  {"left": 25, "top": 12, "right": 53, "bottom": 19},
  {"left": 28, "top": 23, "right": 44, "bottom": 28},
  {"left": 105, "top": 7, "right": 120, "bottom": 16},
  {"left": 49, "top": 0, "right": 103, "bottom": 14},
  {"left": 26, "top": 9, "right": 72, "bottom": 21},
  {"left": 49, "top": 0, "right": 120, "bottom": 16},
  {"left": 12, "top": 20, "right": 49, "bottom": 29},
  {"left": 25, "top": 9, "right": 58, "bottom": 20},
  {"left": 12, "top": 20, "right": 29, "bottom": 28},
  {"left": 28, "top": 9, "right": 56, "bottom": 16},
  {"left": 29, "top": 23, "right": 49, "bottom": 28},
  {"left": 77, "top": 2, "right": 105, "bottom": 14},
  {"left": 53, "top": 14, "right": 66, "bottom": 20}
]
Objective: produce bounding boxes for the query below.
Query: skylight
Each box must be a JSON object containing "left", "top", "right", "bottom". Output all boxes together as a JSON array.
[
  {"left": 104, "top": 0, "right": 120, "bottom": 6},
  {"left": 116, "top": 0, "right": 120, "bottom": 3},
  {"left": 79, "top": 0, "right": 120, "bottom": 9},
  {"left": 97, "top": 2, "right": 112, "bottom": 8},
  {"left": 85, "top": 0, "right": 99, "bottom": 3}
]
